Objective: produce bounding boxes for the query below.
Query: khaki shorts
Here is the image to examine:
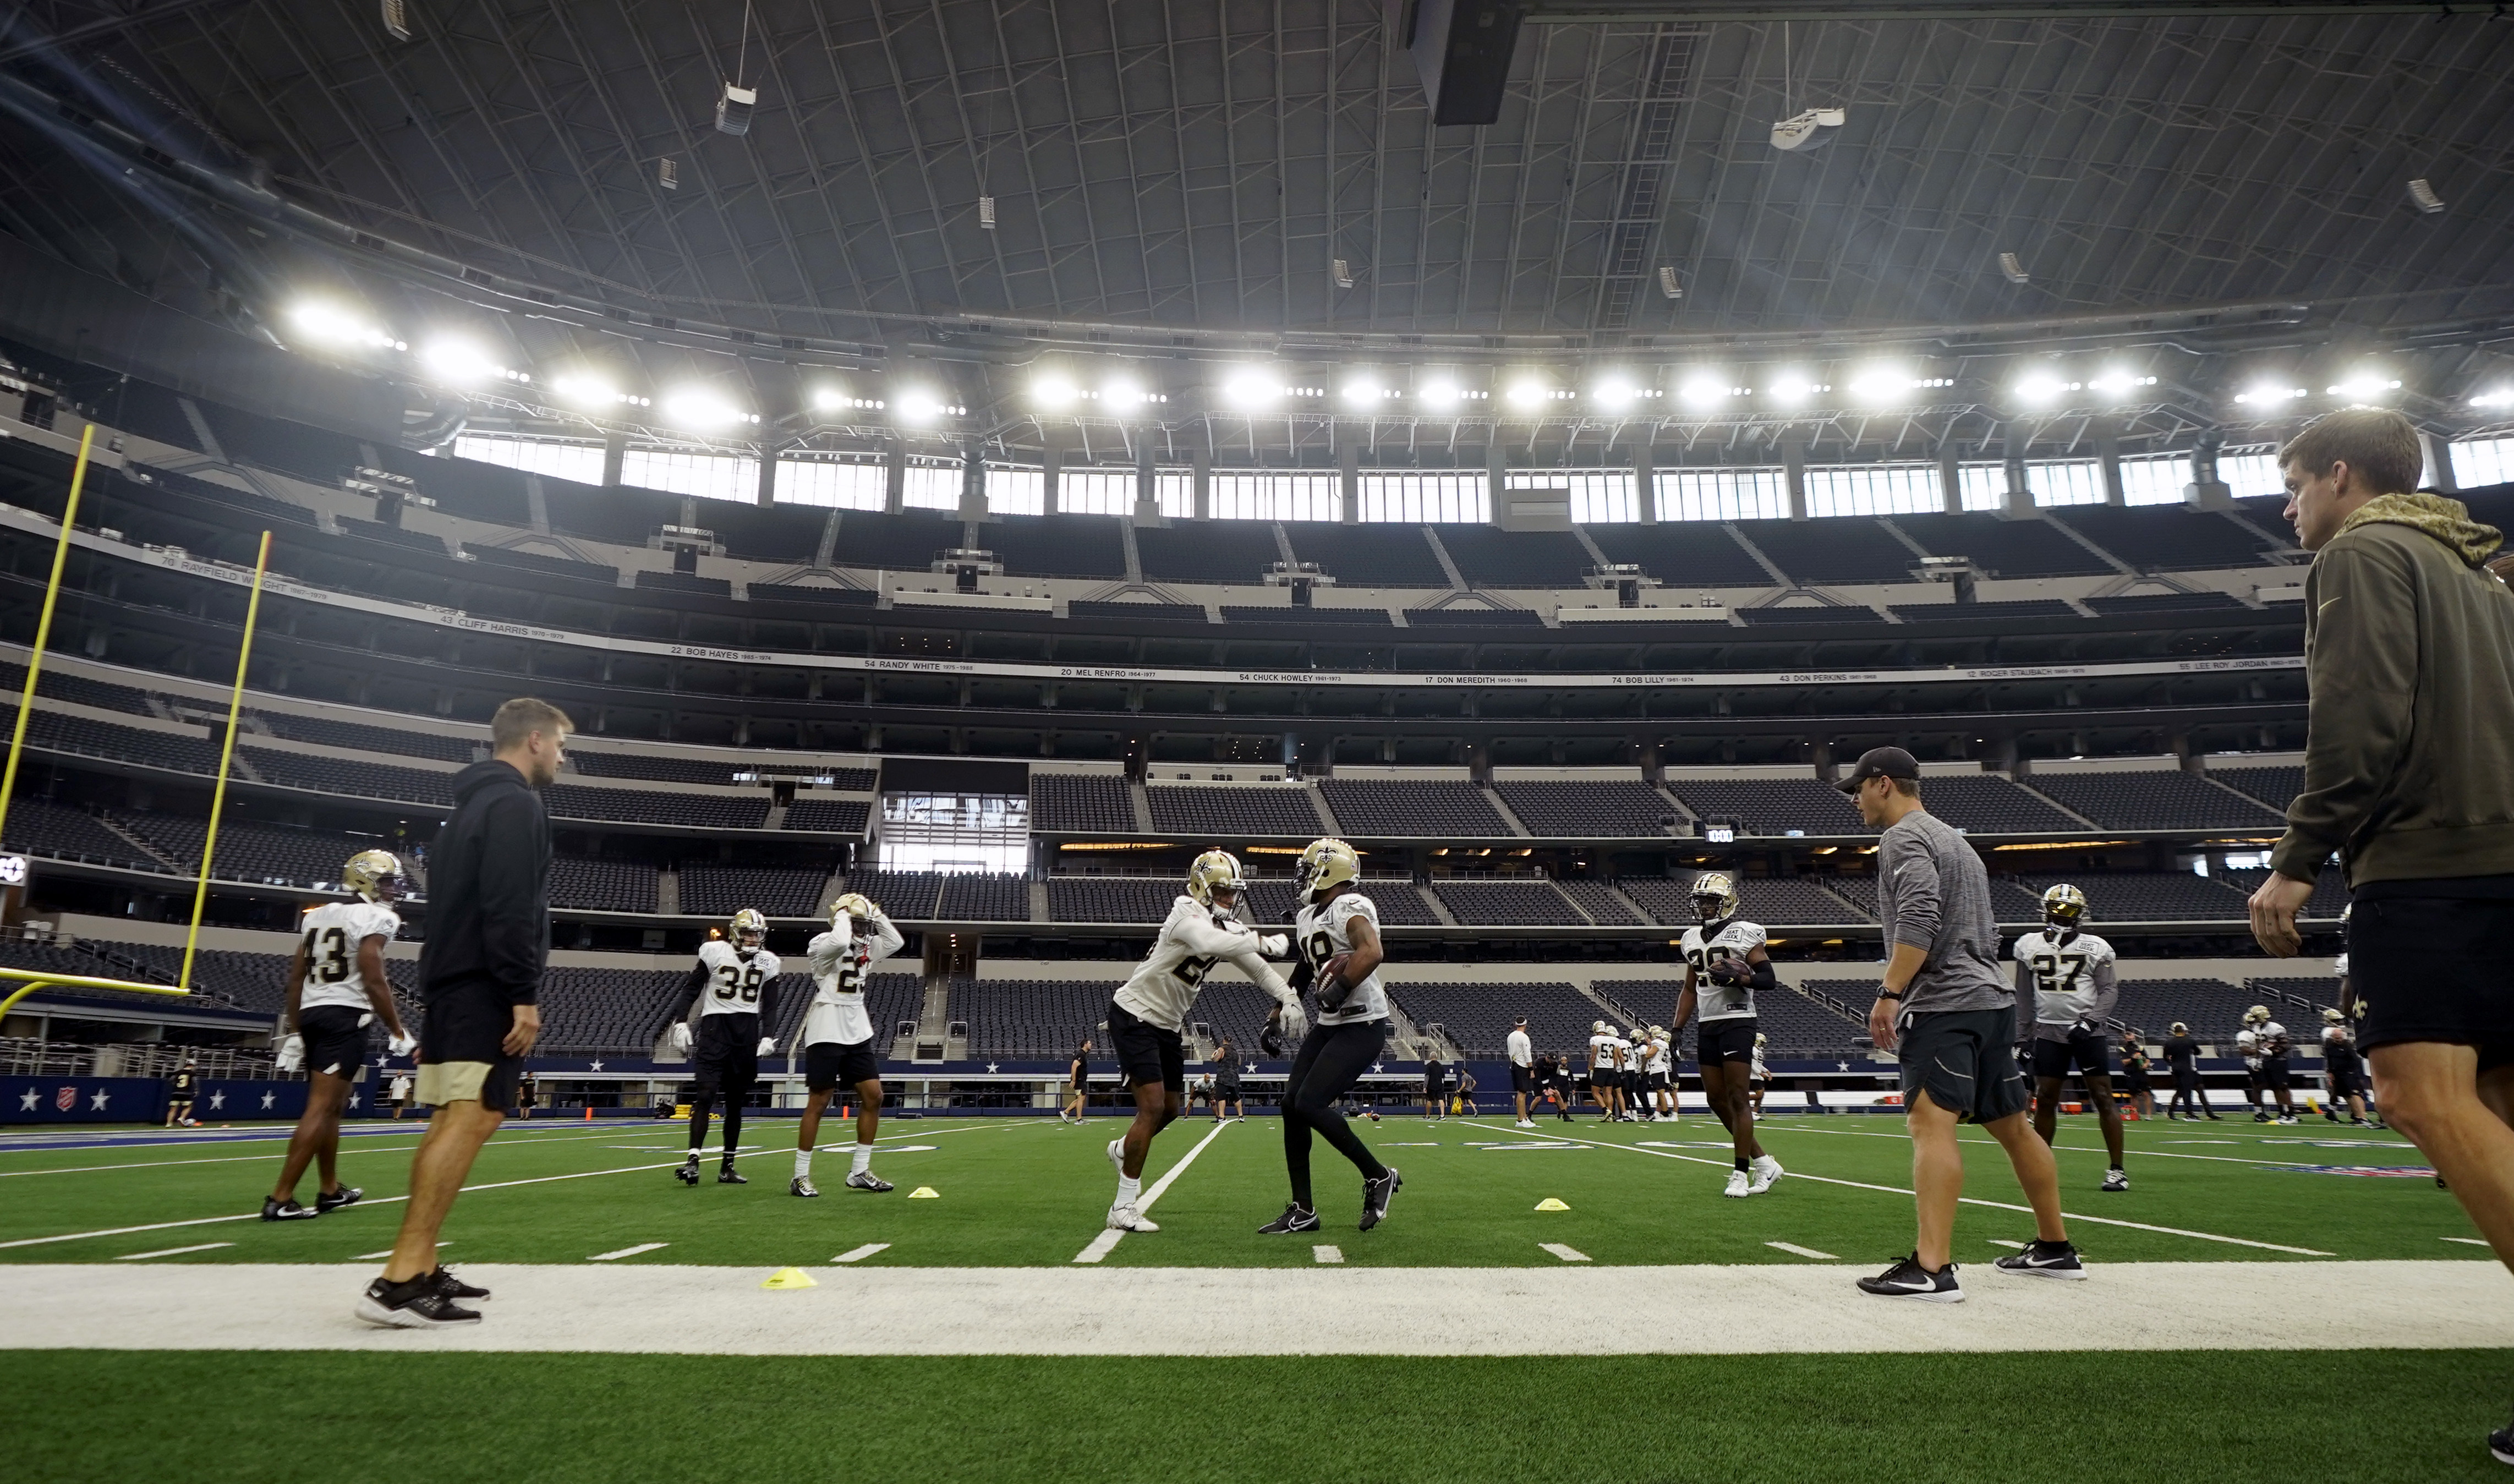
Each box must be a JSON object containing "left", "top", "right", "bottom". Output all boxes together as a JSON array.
[{"left": 415, "top": 1059, "right": 521, "bottom": 1109}]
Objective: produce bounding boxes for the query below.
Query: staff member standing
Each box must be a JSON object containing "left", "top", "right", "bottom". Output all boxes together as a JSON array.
[
  {"left": 2242, "top": 409, "right": 2514, "bottom": 1465},
  {"left": 1508, "top": 1017, "right": 1536, "bottom": 1129},
  {"left": 1843, "top": 747, "right": 2078, "bottom": 1300},
  {"left": 2162, "top": 1022, "right": 2214, "bottom": 1120},
  {"left": 356, "top": 698, "right": 566, "bottom": 1329}
]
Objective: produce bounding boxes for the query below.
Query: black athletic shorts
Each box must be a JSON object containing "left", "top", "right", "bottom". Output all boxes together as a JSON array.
[
  {"left": 691, "top": 1013, "right": 762, "bottom": 1097},
  {"left": 2121, "top": 1067, "right": 2151, "bottom": 1092},
  {"left": 1647, "top": 1071, "right": 1672, "bottom": 1091},
  {"left": 1107, "top": 1003, "right": 1185, "bottom": 1091},
  {"left": 1215, "top": 1078, "right": 1241, "bottom": 1099},
  {"left": 804, "top": 1038, "right": 879, "bottom": 1091},
  {"left": 2258, "top": 1054, "right": 2292, "bottom": 1092},
  {"left": 298, "top": 1003, "right": 370, "bottom": 1080},
  {"left": 1510, "top": 1065, "right": 1535, "bottom": 1094},
  {"left": 2327, "top": 1059, "right": 2365, "bottom": 1097},
  {"left": 1424, "top": 1076, "right": 1447, "bottom": 1098},
  {"left": 2351, "top": 882, "right": 2514, "bottom": 1066},
  {"left": 2030, "top": 1028, "right": 2113, "bottom": 1080},
  {"left": 1587, "top": 1069, "right": 1615, "bottom": 1089},
  {"left": 420, "top": 977, "right": 524, "bottom": 1108},
  {"left": 1898, "top": 1008, "right": 2031, "bottom": 1124},
  {"left": 1698, "top": 1018, "right": 1757, "bottom": 1065}
]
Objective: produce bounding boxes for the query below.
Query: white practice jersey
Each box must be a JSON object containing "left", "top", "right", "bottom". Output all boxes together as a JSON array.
[
  {"left": 2011, "top": 929, "right": 2119, "bottom": 1041},
  {"left": 1680, "top": 918, "right": 1766, "bottom": 1022},
  {"left": 298, "top": 900, "right": 401, "bottom": 1012},
  {"left": 803, "top": 911, "right": 906, "bottom": 1048},
  {"left": 1751, "top": 1046, "right": 1770, "bottom": 1081},
  {"left": 2234, "top": 1028, "right": 2261, "bottom": 1068},
  {"left": 2258, "top": 1020, "right": 2291, "bottom": 1057},
  {"left": 1610, "top": 1036, "right": 1633, "bottom": 1070},
  {"left": 1507, "top": 1028, "right": 1532, "bottom": 1068},
  {"left": 1645, "top": 1038, "right": 1672, "bottom": 1076},
  {"left": 1296, "top": 891, "right": 1389, "bottom": 1026},
  {"left": 696, "top": 939, "right": 782, "bottom": 1018},
  {"left": 1115, "top": 896, "right": 1289, "bottom": 1034},
  {"left": 2334, "top": 950, "right": 2351, "bottom": 977},
  {"left": 1588, "top": 1033, "right": 1619, "bottom": 1070}
]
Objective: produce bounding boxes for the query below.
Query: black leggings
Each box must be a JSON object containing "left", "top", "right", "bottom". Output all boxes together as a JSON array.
[
  {"left": 2168, "top": 1073, "right": 2212, "bottom": 1115},
  {"left": 688, "top": 1090, "right": 745, "bottom": 1158},
  {"left": 1282, "top": 1019, "right": 1389, "bottom": 1208}
]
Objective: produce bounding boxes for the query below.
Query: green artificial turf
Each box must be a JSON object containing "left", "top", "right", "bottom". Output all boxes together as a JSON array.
[
  {"left": 0, "top": 1111, "right": 2478, "bottom": 1269},
  {"left": 10, "top": 1348, "right": 2512, "bottom": 1483}
]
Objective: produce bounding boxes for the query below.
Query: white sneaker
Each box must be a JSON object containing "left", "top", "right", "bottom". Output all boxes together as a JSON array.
[
  {"left": 1723, "top": 1169, "right": 1751, "bottom": 1199},
  {"left": 1106, "top": 1203, "right": 1159, "bottom": 1232},
  {"left": 1749, "top": 1154, "right": 1784, "bottom": 1194},
  {"left": 1514, "top": 1119, "right": 1536, "bottom": 1129},
  {"left": 1105, "top": 1137, "right": 1126, "bottom": 1173}
]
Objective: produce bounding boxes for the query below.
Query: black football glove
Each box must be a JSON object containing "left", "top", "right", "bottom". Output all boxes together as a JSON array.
[{"left": 1707, "top": 956, "right": 1755, "bottom": 988}]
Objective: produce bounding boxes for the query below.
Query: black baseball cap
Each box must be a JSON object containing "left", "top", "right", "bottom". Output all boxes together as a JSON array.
[{"left": 1835, "top": 745, "right": 1922, "bottom": 795}]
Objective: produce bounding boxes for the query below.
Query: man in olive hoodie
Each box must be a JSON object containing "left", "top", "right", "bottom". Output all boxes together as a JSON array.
[{"left": 2245, "top": 408, "right": 2514, "bottom": 1464}]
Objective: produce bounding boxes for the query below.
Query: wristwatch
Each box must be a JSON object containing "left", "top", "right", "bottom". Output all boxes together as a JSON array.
[{"left": 1877, "top": 990, "right": 1904, "bottom": 1001}]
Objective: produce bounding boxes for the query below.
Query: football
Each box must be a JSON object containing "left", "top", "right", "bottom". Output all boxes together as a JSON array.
[{"left": 1321, "top": 952, "right": 1353, "bottom": 987}]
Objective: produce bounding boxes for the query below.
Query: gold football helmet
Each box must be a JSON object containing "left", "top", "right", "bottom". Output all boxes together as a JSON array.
[
  {"left": 730, "top": 908, "right": 768, "bottom": 948},
  {"left": 1690, "top": 870, "right": 1740, "bottom": 923},
  {"left": 1186, "top": 849, "right": 1246, "bottom": 908},
  {"left": 341, "top": 850, "right": 408, "bottom": 903},
  {"left": 1296, "top": 838, "right": 1360, "bottom": 900},
  {"left": 2042, "top": 883, "right": 2088, "bottom": 929},
  {"left": 828, "top": 892, "right": 877, "bottom": 928}
]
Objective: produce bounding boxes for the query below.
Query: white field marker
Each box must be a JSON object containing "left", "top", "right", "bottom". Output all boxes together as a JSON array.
[
  {"left": 2445, "top": 1237, "right": 2491, "bottom": 1247},
  {"left": 1540, "top": 1243, "right": 1591, "bottom": 1262},
  {"left": 1987, "top": 1239, "right": 2028, "bottom": 1249},
  {"left": 833, "top": 1243, "right": 891, "bottom": 1263},
  {"left": 1313, "top": 1245, "right": 1344, "bottom": 1264},
  {"left": 1071, "top": 1118, "right": 1232, "bottom": 1264},
  {"left": 115, "top": 1242, "right": 234, "bottom": 1260},
  {"left": 1765, "top": 1241, "right": 1838, "bottom": 1261},
  {"left": 353, "top": 1244, "right": 445, "bottom": 1260},
  {"left": 589, "top": 1242, "right": 670, "bottom": 1262}
]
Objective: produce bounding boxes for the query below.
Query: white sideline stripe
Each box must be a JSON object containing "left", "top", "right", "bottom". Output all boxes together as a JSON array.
[
  {"left": 2446, "top": 1237, "right": 2491, "bottom": 1247},
  {"left": 1987, "top": 1240, "right": 2028, "bottom": 1250},
  {"left": 1766, "top": 1241, "right": 1838, "bottom": 1261},
  {"left": 113, "top": 1242, "right": 233, "bottom": 1260},
  {"left": 1070, "top": 1119, "right": 1232, "bottom": 1264},
  {"left": 1540, "top": 1243, "right": 1590, "bottom": 1263},
  {"left": 354, "top": 1245, "right": 445, "bottom": 1260},
  {"left": 588, "top": 1243, "right": 669, "bottom": 1262},
  {"left": 1461, "top": 1121, "right": 2334, "bottom": 1257},
  {"left": 833, "top": 1244, "right": 889, "bottom": 1264},
  {"left": 0, "top": 1129, "right": 633, "bottom": 1178},
  {"left": 3, "top": 1261, "right": 2504, "bottom": 1355},
  {"left": 1313, "top": 1245, "right": 1343, "bottom": 1264},
  {"left": 1776, "top": 1122, "right": 2418, "bottom": 1171}
]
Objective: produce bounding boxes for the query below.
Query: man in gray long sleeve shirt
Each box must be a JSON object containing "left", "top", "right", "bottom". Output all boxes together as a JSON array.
[{"left": 1839, "top": 747, "right": 2077, "bottom": 1302}]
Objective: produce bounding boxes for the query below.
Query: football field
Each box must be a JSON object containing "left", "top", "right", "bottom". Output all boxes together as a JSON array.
[{"left": 5, "top": 1108, "right": 2510, "bottom": 1481}]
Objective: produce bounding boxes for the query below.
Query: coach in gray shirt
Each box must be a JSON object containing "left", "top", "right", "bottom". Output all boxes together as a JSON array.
[{"left": 1841, "top": 747, "right": 2079, "bottom": 1301}]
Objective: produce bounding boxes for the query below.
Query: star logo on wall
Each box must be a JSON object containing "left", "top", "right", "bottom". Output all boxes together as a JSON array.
[
  {"left": 16, "top": 1088, "right": 35, "bottom": 1111},
  {"left": 260, "top": 1091, "right": 276, "bottom": 1109},
  {"left": 1836, "top": 1061, "right": 1850, "bottom": 1071},
  {"left": 89, "top": 1089, "right": 110, "bottom": 1110},
  {"left": 589, "top": 1059, "right": 605, "bottom": 1071},
  {"left": 208, "top": 1091, "right": 226, "bottom": 1110},
  {"left": 985, "top": 1062, "right": 999, "bottom": 1073}
]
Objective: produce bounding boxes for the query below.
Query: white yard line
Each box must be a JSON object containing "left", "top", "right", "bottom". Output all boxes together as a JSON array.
[
  {"left": 354, "top": 1245, "right": 445, "bottom": 1260},
  {"left": 113, "top": 1242, "right": 234, "bottom": 1261},
  {"left": 1070, "top": 1119, "right": 1233, "bottom": 1265},
  {"left": 0, "top": 1129, "right": 631, "bottom": 1178},
  {"left": 1458, "top": 1120, "right": 2335, "bottom": 1257},
  {"left": 1766, "top": 1241, "right": 1839, "bottom": 1261},
  {"left": 832, "top": 1244, "right": 889, "bottom": 1264},
  {"left": 1313, "top": 1245, "right": 1344, "bottom": 1264},
  {"left": 2446, "top": 1237, "right": 2492, "bottom": 1247},
  {"left": 5, "top": 1260, "right": 2505, "bottom": 1355},
  {"left": 1540, "top": 1243, "right": 1591, "bottom": 1262},
  {"left": 588, "top": 1243, "right": 669, "bottom": 1262},
  {"left": 1776, "top": 1122, "right": 2418, "bottom": 1171}
]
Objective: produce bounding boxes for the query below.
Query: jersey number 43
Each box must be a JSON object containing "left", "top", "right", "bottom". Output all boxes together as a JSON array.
[{"left": 304, "top": 926, "right": 353, "bottom": 985}]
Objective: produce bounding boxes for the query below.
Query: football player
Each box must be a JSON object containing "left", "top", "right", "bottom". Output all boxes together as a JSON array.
[
  {"left": 1212, "top": 1037, "right": 1245, "bottom": 1122},
  {"left": 1617, "top": 1026, "right": 1645, "bottom": 1120},
  {"left": 789, "top": 892, "right": 905, "bottom": 1196},
  {"left": 1104, "top": 850, "right": 1301, "bottom": 1234},
  {"left": 1585, "top": 1020, "right": 1622, "bottom": 1121},
  {"left": 1749, "top": 1032, "right": 1772, "bottom": 1115},
  {"left": 2162, "top": 1020, "right": 2217, "bottom": 1120},
  {"left": 665, "top": 909, "right": 782, "bottom": 1185},
  {"left": 265, "top": 850, "right": 417, "bottom": 1221},
  {"left": 2013, "top": 885, "right": 2128, "bottom": 1191},
  {"left": 1672, "top": 872, "right": 1784, "bottom": 1197},
  {"left": 1261, "top": 838, "right": 1403, "bottom": 1235},
  {"left": 2321, "top": 1008, "right": 2374, "bottom": 1126},
  {"left": 1642, "top": 1024, "right": 1677, "bottom": 1122},
  {"left": 2239, "top": 1005, "right": 2298, "bottom": 1123}
]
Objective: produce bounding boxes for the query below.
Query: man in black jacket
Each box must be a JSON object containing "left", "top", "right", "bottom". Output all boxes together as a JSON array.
[
  {"left": 357, "top": 698, "right": 566, "bottom": 1328},
  {"left": 2162, "top": 1021, "right": 2216, "bottom": 1120}
]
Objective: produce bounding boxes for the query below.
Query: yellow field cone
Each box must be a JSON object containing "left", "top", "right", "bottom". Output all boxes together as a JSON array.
[
  {"left": 1535, "top": 1197, "right": 1570, "bottom": 1211},
  {"left": 908, "top": 1186, "right": 941, "bottom": 1198},
  {"left": 762, "top": 1267, "right": 818, "bottom": 1290}
]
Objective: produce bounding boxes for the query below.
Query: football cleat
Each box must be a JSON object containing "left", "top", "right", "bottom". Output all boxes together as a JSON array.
[
  {"left": 1749, "top": 1155, "right": 1784, "bottom": 1194},
  {"left": 1359, "top": 1167, "right": 1401, "bottom": 1231},
  {"left": 2276, "top": 1114, "right": 2298, "bottom": 1125},
  {"left": 717, "top": 1165, "right": 747, "bottom": 1185},
  {"left": 429, "top": 1266, "right": 490, "bottom": 1300},
  {"left": 2102, "top": 1168, "right": 2129, "bottom": 1193},
  {"left": 675, "top": 1155, "right": 700, "bottom": 1186},
  {"left": 261, "top": 1196, "right": 317, "bottom": 1222},
  {"left": 1514, "top": 1119, "right": 1537, "bottom": 1129},
  {"left": 1723, "top": 1169, "right": 1752, "bottom": 1199},
  {"left": 1856, "top": 1253, "right": 1964, "bottom": 1302},
  {"left": 1993, "top": 1240, "right": 2088, "bottom": 1280},
  {"left": 315, "top": 1185, "right": 364, "bottom": 1215},
  {"left": 2490, "top": 1422, "right": 2514, "bottom": 1467},
  {"left": 1106, "top": 1203, "right": 1159, "bottom": 1232},
  {"left": 354, "top": 1274, "right": 482, "bottom": 1328},
  {"left": 1106, "top": 1137, "right": 1126, "bottom": 1174},
  {"left": 791, "top": 1177, "right": 820, "bottom": 1198},
  {"left": 1258, "top": 1203, "right": 1321, "bottom": 1235},
  {"left": 845, "top": 1170, "right": 894, "bottom": 1193},
  {"left": 2253, "top": 1111, "right": 2274, "bottom": 1123}
]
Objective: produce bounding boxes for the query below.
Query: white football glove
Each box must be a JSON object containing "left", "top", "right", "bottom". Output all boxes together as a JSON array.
[
  {"left": 757, "top": 1037, "right": 777, "bottom": 1056},
  {"left": 387, "top": 1030, "right": 417, "bottom": 1058},
  {"left": 1274, "top": 999, "right": 1308, "bottom": 1044},
  {"left": 668, "top": 1021, "right": 693, "bottom": 1053},
  {"left": 1257, "top": 933, "right": 1289, "bottom": 957},
  {"left": 274, "top": 1033, "right": 304, "bottom": 1073}
]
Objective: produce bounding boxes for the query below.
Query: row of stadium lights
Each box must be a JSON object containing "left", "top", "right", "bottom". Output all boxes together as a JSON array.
[{"left": 289, "top": 303, "right": 2511, "bottom": 433}]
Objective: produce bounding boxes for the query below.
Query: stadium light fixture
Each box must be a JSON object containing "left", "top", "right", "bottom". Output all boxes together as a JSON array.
[
  {"left": 2234, "top": 384, "right": 2306, "bottom": 407},
  {"left": 2471, "top": 387, "right": 2514, "bottom": 409},
  {"left": 289, "top": 301, "right": 402, "bottom": 352},
  {"left": 662, "top": 389, "right": 756, "bottom": 429},
  {"left": 1222, "top": 368, "right": 1281, "bottom": 409},
  {"left": 1417, "top": 379, "right": 1460, "bottom": 410},
  {"left": 2086, "top": 368, "right": 2157, "bottom": 400},
  {"left": 552, "top": 375, "right": 647, "bottom": 409},
  {"left": 1099, "top": 377, "right": 1146, "bottom": 413},
  {"left": 1847, "top": 365, "right": 1911, "bottom": 404},
  {"left": 812, "top": 385, "right": 881, "bottom": 413},
  {"left": 2326, "top": 374, "right": 2402, "bottom": 402},
  {"left": 419, "top": 337, "right": 522, "bottom": 385},
  {"left": 1504, "top": 377, "right": 1552, "bottom": 409},
  {"left": 2012, "top": 372, "right": 2078, "bottom": 406},
  {"left": 1766, "top": 371, "right": 1827, "bottom": 408},
  {"left": 1340, "top": 375, "right": 1384, "bottom": 409},
  {"left": 1029, "top": 375, "right": 1081, "bottom": 412},
  {"left": 1590, "top": 375, "right": 1642, "bottom": 412},
  {"left": 1677, "top": 373, "right": 1733, "bottom": 409}
]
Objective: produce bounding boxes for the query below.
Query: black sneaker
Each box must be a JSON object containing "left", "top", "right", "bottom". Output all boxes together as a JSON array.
[
  {"left": 2489, "top": 1421, "right": 2514, "bottom": 1466},
  {"left": 717, "top": 1165, "right": 747, "bottom": 1185},
  {"left": 675, "top": 1155, "right": 700, "bottom": 1186},
  {"left": 1258, "top": 1203, "right": 1321, "bottom": 1235},
  {"left": 1856, "top": 1253, "right": 1964, "bottom": 1302},
  {"left": 261, "top": 1196, "right": 316, "bottom": 1222},
  {"left": 315, "top": 1185, "right": 364, "bottom": 1214},
  {"left": 429, "top": 1266, "right": 489, "bottom": 1300},
  {"left": 354, "top": 1274, "right": 481, "bottom": 1328},
  {"left": 2254, "top": 1111, "right": 2273, "bottom": 1123},
  {"left": 2204, "top": 1113, "right": 2223, "bottom": 1120},
  {"left": 844, "top": 1170, "right": 894, "bottom": 1192},
  {"left": 1993, "top": 1239, "right": 2088, "bottom": 1280},
  {"left": 1359, "top": 1167, "right": 1402, "bottom": 1231}
]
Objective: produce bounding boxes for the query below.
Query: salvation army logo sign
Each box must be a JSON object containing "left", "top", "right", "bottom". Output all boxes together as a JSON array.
[{"left": 54, "top": 1086, "right": 76, "bottom": 1111}]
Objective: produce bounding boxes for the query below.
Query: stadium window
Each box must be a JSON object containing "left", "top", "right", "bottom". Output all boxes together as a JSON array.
[
  {"left": 2118, "top": 454, "right": 2188, "bottom": 506},
  {"left": 985, "top": 466, "right": 1044, "bottom": 515},
  {"left": 2219, "top": 451, "right": 2283, "bottom": 499},
  {"left": 901, "top": 462, "right": 960, "bottom": 511},
  {"left": 619, "top": 446, "right": 762, "bottom": 502},
  {"left": 1059, "top": 468, "right": 1137, "bottom": 517},
  {"left": 452, "top": 434, "right": 606, "bottom": 486},
  {"left": 1156, "top": 470, "right": 1195, "bottom": 518},
  {"left": 775, "top": 457, "right": 888, "bottom": 510},
  {"left": 2025, "top": 458, "right": 2106, "bottom": 507},
  {"left": 1210, "top": 471, "right": 1339, "bottom": 522},
  {"left": 1359, "top": 472, "right": 1489, "bottom": 523},
  {"left": 1508, "top": 470, "right": 1635, "bottom": 523},
  {"left": 2455, "top": 436, "right": 2514, "bottom": 488},
  {"left": 1659, "top": 467, "right": 1788, "bottom": 522},
  {"left": 877, "top": 791, "right": 1029, "bottom": 874},
  {"left": 1957, "top": 463, "right": 2007, "bottom": 512},
  {"left": 1803, "top": 464, "right": 1940, "bottom": 518}
]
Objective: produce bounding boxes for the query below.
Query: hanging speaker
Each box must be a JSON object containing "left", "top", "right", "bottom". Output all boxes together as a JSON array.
[
  {"left": 2406, "top": 178, "right": 2446, "bottom": 215},
  {"left": 658, "top": 158, "right": 678, "bottom": 190},
  {"left": 1998, "top": 252, "right": 2030, "bottom": 285},
  {"left": 1657, "top": 266, "right": 1683, "bottom": 299},
  {"left": 715, "top": 83, "right": 756, "bottom": 136},
  {"left": 380, "top": 0, "right": 410, "bottom": 41},
  {"left": 1388, "top": 0, "right": 1528, "bottom": 128}
]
